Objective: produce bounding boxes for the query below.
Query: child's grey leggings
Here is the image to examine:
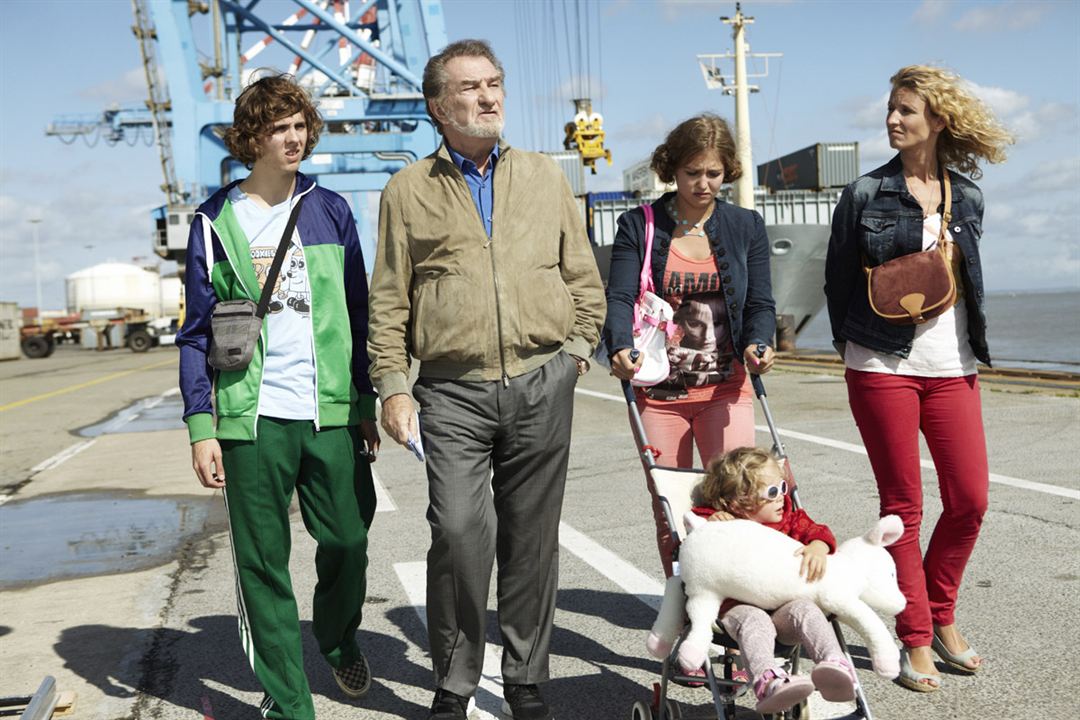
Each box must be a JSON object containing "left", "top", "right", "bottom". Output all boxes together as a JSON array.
[{"left": 720, "top": 599, "right": 843, "bottom": 681}]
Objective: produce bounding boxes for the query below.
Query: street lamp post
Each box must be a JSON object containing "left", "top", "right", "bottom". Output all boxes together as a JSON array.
[{"left": 28, "top": 217, "right": 43, "bottom": 317}]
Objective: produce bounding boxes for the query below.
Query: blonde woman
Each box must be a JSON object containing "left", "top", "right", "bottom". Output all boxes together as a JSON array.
[{"left": 825, "top": 65, "right": 1012, "bottom": 692}]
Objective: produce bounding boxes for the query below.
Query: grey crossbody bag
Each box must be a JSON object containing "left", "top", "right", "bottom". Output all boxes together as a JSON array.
[{"left": 208, "top": 195, "right": 305, "bottom": 371}]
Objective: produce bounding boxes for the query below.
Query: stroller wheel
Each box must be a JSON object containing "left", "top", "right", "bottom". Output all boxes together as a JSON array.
[
  {"left": 663, "top": 699, "right": 682, "bottom": 720},
  {"left": 630, "top": 699, "right": 653, "bottom": 720}
]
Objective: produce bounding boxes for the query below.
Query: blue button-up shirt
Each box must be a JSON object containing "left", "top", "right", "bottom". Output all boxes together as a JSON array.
[{"left": 447, "top": 143, "right": 499, "bottom": 237}]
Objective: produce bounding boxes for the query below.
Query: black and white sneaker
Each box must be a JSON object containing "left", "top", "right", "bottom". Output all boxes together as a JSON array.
[
  {"left": 502, "top": 683, "right": 553, "bottom": 720},
  {"left": 332, "top": 654, "right": 372, "bottom": 699}
]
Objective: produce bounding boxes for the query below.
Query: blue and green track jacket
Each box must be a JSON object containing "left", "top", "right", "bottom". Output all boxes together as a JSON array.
[{"left": 177, "top": 173, "right": 376, "bottom": 444}]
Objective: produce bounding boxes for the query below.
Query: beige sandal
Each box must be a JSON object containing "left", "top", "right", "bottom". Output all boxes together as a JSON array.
[
  {"left": 932, "top": 628, "right": 981, "bottom": 674},
  {"left": 897, "top": 647, "right": 941, "bottom": 693}
]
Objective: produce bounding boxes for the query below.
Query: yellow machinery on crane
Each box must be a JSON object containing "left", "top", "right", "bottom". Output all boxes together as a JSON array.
[{"left": 563, "top": 98, "right": 611, "bottom": 175}]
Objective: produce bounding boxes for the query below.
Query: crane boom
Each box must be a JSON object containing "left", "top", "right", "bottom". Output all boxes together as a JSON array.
[{"left": 46, "top": 0, "right": 448, "bottom": 271}]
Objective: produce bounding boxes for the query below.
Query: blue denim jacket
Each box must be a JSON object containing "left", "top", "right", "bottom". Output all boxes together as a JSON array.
[
  {"left": 824, "top": 155, "right": 990, "bottom": 365},
  {"left": 602, "top": 192, "right": 776, "bottom": 362}
]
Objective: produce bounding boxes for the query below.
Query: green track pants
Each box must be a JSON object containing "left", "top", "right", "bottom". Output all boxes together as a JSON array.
[{"left": 220, "top": 417, "right": 376, "bottom": 720}]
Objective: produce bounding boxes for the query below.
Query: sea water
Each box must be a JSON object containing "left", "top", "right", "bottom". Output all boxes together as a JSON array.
[{"left": 797, "top": 290, "right": 1080, "bottom": 373}]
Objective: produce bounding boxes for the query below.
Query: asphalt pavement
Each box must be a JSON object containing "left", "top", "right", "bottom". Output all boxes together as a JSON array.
[{"left": 1, "top": 346, "right": 1077, "bottom": 719}]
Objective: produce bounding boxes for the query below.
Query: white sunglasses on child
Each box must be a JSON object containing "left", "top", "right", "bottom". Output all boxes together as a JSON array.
[{"left": 759, "top": 480, "right": 788, "bottom": 501}]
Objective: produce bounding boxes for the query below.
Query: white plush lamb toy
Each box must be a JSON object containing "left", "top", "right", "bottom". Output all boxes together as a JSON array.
[{"left": 647, "top": 514, "right": 907, "bottom": 679}]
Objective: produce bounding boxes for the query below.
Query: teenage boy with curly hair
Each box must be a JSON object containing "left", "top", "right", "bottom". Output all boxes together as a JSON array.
[{"left": 177, "top": 72, "right": 380, "bottom": 719}]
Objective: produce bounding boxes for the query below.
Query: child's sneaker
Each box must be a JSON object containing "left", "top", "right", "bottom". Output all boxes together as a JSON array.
[
  {"left": 811, "top": 656, "right": 857, "bottom": 702},
  {"left": 753, "top": 667, "right": 814, "bottom": 714}
]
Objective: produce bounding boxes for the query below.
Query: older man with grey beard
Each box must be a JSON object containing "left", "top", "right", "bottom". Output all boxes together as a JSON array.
[{"left": 367, "top": 39, "right": 605, "bottom": 720}]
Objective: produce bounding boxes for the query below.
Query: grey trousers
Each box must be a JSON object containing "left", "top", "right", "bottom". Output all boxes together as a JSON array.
[{"left": 413, "top": 352, "right": 578, "bottom": 697}]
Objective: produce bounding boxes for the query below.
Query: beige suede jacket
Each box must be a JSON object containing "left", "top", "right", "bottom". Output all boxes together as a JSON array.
[{"left": 368, "top": 140, "right": 606, "bottom": 400}]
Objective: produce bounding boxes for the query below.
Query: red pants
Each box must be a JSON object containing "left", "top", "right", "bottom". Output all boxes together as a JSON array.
[
  {"left": 636, "top": 376, "right": 755, "bottom": 576},
  {"left": 845, "top": 369, "right": 989, "bottom": 648}
]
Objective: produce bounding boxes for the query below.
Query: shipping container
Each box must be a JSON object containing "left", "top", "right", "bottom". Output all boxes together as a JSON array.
[
  {"left": 0, "top": 302, "right": 20, "bottom": 361},
  {"left": 757, "top": 142, "right": 859, "bottom": 192},
  {"left": 543, "top": 150, "right": 587, "bottom": 197},
  {"left": 584, "top": 191, "right": 643, "bottom": 246}
]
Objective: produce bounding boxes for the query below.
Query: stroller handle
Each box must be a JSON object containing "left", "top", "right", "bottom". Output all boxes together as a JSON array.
[{"left": 751, "top": 342, "right": 768, "bottom": 399}]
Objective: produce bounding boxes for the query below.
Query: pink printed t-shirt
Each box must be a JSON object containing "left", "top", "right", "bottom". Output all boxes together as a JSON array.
[{"left": 648, "top": 246, "right": 750, "bottom": 403}]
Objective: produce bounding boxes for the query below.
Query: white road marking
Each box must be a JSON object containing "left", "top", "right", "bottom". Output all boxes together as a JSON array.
[
  {"left": 757, "top": 424, "right": 1080, "bottom": 500},
  {"left": 574, "top": 388, "right": 1079, "bottom": 500},
  {"left": 29, "top": 439, "right": 97, "bottom": 474},
  {"left": 371, "top": 467, "right": 397, "bottom": 513},
  {"left": 393, "top": 561, "right": 505, "bottom": 720},
  {"left": 3, "top": 388, "right": 188, "bottom": 506},
  {"left": 0, "top": 439, "right": 98, "bottom": 506},
  {"left": 574, "top": 387, "right": 630, "bottom": 403},
  {"left": 557, "top": 522, "right": 664, "bottom": 610}
]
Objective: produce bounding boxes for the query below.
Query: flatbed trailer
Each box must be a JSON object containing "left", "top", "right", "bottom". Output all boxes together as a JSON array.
[{"left": 19, "top": 308, "right": 170, "bottom": 359}]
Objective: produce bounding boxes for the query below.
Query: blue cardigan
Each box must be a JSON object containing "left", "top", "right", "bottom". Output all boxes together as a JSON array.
[{"left": 602, "top": 192, "right": 776, "bottom": 363}]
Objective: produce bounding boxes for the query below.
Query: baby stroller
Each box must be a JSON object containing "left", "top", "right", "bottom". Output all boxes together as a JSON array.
[{"left": 621, "top": 368, "right": 876, "bottom": 720}]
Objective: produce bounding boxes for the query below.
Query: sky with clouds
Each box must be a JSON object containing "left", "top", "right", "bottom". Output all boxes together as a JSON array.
[{"left": 0, "top": 0, "right": 1078, "bottom": 312}]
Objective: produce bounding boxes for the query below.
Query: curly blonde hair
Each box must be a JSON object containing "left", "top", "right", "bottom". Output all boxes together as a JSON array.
[
  {"left": 698, "top": 447, "right": 780, "bottom": 518},
  {"left": 651, "top": 113, "right": 742, "bottom": 185},
  {"left": 890, "top": 65, "right": 1014, "bottom": 179}
]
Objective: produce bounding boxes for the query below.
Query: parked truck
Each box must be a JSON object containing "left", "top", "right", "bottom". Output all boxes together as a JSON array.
[
  {"left": 18, "top": 307, "right": 176, "bottom": 359},
  {"left": 0, "top": 302, "right": 21, "bottom": 361}
]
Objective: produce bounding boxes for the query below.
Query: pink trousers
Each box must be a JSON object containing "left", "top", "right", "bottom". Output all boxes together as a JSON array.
[
  {"left": 636, "top": 380, "right": 755, "bottom": 577},
  {"left": 845, "top": 369, "right": 989, "bottom": 648}
]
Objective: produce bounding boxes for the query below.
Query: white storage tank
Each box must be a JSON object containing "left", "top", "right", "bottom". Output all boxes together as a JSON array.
[
  {"left": 65, "top": 263, "right": 163, "bottom": 316},
  {"left": 160, "top": 276, "right": 182, "bottom": 316}
]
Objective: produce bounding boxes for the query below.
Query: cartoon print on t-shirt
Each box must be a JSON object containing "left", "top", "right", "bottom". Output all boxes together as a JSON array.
[
  {"left": 250, "top": 244, "right": 310, "bottom": 316},
  {"left": 251, "top": 247, "right": 285, "bottom": 313},
  {"left": 279, "top": 252, "right": 311, "bottom": 315}
]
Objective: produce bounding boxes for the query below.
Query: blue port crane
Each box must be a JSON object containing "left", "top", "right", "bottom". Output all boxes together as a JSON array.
[{"left": 45, "top": 0, "right": 447, "bottom": 272}]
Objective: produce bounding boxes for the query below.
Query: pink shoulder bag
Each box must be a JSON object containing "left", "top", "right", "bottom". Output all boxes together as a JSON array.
[{"left": 631, "top": 204, "right": 676, "bottom": 387}]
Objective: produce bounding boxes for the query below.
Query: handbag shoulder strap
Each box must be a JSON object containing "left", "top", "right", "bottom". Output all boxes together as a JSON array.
[
  {"left": 639, "top": 203, "right": 656, "bottom": 295},
  {"left": 257, "top": 193, "right": 306, "bottom": 318},
  {"left": 938, "top": 169, "right": 953, "bottom": 245}
]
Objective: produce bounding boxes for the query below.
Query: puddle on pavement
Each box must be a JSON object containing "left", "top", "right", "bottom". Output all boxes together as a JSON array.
[
  {"left": 78, "top": 394, "right": 185, "bottom": 437},
  {"left": 0, "top": 492, "right": 218, "bottom": 587}
]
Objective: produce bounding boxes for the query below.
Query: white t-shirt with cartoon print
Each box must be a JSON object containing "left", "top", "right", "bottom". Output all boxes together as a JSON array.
[{"left": 228, "top": 185, "right": 316, "bottom": 420}]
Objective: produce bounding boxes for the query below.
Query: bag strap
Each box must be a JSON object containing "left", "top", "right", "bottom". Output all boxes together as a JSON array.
[
  {"left": 639, "top": 203, "right": 656, "bottom": 295},
  {"left": 256, "top": 194, "right": 306, "bottom": 318},
  {"left": 937, "top": 169, "right": 952, "bottom": 247}
]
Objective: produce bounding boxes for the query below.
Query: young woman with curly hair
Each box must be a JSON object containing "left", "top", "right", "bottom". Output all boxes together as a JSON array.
[
  {"left": 602, "top": 114, "right": 777, "bottom": 576},
  {"left": 825, "top": 65, "right": 1013, "bottom": 692}
]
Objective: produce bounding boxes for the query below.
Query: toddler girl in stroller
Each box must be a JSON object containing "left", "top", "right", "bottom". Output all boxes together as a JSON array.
[{"left": 687, "top": 447, "right": 858, "bottom": 714}]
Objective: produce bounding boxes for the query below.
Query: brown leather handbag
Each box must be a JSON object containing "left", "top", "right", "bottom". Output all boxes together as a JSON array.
[{"left": 864, "top": 171, "right": 957, "bottom": 325}]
